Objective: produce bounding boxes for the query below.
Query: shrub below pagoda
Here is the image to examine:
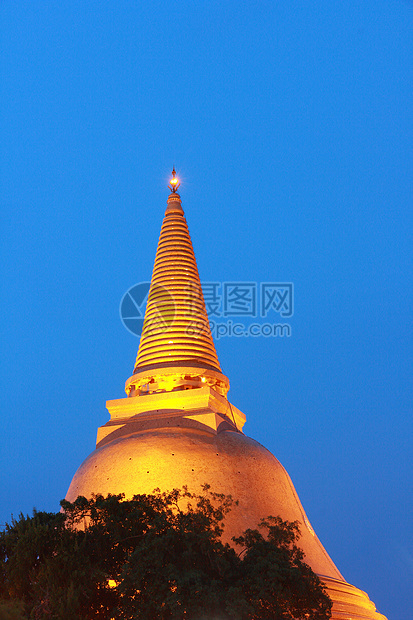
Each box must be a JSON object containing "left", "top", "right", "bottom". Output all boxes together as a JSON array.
[{"left": 0, "top": 486, "right": 331, "bottom": 619}]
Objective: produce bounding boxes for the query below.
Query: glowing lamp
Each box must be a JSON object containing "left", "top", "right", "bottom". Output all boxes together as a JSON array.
[{"left": 168, "top": 167, "right": 180, "bottom": 192}]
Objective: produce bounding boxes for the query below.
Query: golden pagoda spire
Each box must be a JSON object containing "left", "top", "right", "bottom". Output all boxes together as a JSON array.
[
  {"left": 67, "top": 172, "right": 388, "bottom": 620},
  {"left": 125, "top": 170, "right": 229, "bottom": 398}
]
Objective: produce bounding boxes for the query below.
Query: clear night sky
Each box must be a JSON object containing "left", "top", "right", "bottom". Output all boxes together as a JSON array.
[{"left": 1, "top": 2, "right": 412, "bottom": 619}]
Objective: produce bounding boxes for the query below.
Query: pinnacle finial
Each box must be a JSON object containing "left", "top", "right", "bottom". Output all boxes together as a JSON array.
[{"left": 168, "top": 167, "right": 180, "bottom": 193}]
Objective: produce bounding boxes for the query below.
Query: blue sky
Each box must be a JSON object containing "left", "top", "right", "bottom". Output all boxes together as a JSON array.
[{"left": 1, "top": 2, "right": 412, "bottom": 618}]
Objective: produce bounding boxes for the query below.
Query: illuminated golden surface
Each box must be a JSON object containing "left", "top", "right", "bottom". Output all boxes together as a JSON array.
[
  {"left": 65, "top": 187, "right": 387, "bottom": 619},
  {"left": 125, "top": 367, "right": 229, "bottom": 398},
  {"left": 67, "top": 417, "right": 386, "bottom": 619},
  {"left": 133, "top": 193, "right": 221, "bottom": 379},
  {"left": 67, "top": 424, "right": 342, "bottom": 576}
]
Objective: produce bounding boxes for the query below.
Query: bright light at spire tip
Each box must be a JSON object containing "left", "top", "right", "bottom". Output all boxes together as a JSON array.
[{"left": 168, "top": 167, "right": 180, "bottom": 192}]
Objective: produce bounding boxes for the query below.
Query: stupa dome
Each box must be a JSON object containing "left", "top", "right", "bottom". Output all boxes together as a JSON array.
[
  {"left": 66, "top": 175, "right": 387, "bottom": 620},
  {"left": 67, "top": 421, "right": 343, "bottom": 577}
]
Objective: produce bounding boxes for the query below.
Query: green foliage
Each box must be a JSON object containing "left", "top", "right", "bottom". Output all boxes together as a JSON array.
[
  {"left": 0, "top": 487, "right": 331, "bottom": 619},
  {"left": 233, "top": 517, "right": 332, "bottom": 619}
]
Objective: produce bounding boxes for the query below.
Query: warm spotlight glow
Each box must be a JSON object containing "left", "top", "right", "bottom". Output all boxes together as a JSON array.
[
  {"left": 201, "top": 377, "right": 206, "bottom": 383},
  {"left": 168, "top": 167, "right": 180, "bottom": 192}
]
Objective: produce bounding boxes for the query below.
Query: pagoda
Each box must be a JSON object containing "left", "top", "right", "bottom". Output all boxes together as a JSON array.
[{"left": 66, "top": 171, "right": 387, "bottom": 619}]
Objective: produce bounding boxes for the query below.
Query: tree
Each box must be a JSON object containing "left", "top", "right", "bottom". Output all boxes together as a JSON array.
[
  {"left": 232, "top": 517, "right": 332, "bottom": 619},
  {"left": 0, "top": 487, "right": 332, "bottom": 619}
]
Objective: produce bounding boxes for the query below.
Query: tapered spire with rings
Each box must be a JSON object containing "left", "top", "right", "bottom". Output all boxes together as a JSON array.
[{"left": 125, "top": 170, "right": 229, "bottom": 398}]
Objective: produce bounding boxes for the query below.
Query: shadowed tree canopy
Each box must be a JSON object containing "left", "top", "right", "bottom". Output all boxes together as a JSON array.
[{"left": 0, "top": 486, "right": 331, "bottom": 620}]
